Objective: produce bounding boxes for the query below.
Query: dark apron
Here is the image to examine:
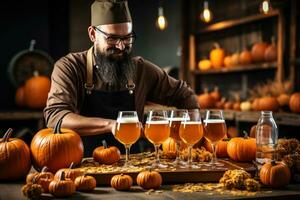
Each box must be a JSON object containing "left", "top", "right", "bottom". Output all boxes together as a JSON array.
[{"left": 80, "top": 89, "right": 136, "bottom": 157}]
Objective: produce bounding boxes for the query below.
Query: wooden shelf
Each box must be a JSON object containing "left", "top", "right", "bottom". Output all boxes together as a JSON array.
[
  {"left": 198, "top": 10, "right": 280, "bottom": 34},
  {"left": 193, "top": 62, "right": 277, "bottom": 75}
]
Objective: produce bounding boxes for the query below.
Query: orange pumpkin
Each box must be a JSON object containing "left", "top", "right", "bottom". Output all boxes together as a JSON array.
[
  {"left": 227, "top": 131, "right": 256, "bottom": 162},
  {"left": 224, "top": 101, "right": 233, "bottom": 110},
  {"left": 201, "top": 137, "right": 213, "bottom": 153},
  {"left": 260, "top": 161, "right": 291, "bottom": 188},
  {"left": 289, "top": 92, "right": 300, "bottom": 113},
  {"left": 224, "top": 56, "right": 232, "bottom": 68},
  {"left": 264, "top": 41, "right": 277, "bottom": 62},
  {"left": 257, "top": 97, "right": 279, "bottom": 112},
  {"left": 251, "top": 42, "right": 268, "bottom": 62},
  {"left": 198, "top": 59, "right": 212, "bottom": 71},
  {"left": 54, "top": 162, "right": 84, "bottom": 181},
  {"left": 210, "top": 86, "right": 222, "bottom": 102},
  {"left": 233, "top": 102, "right": 241, "bottom": 111},
  {"left": 49, "top": 171, "right": 76, "bottom": 197},
  {"left": 0, "top": 128, "right": 31, "bottom": 180},
  {"left": 26, "top": 166, "right": 54, "bottom": 193},
  {"left": 252, "top": 98, "right": 260, "bottom": 111},
  {"left": 239, "top": 50, "right": 252, "bottom": 65},
  {"left": 75, "top": 175, "right": 97, "bottom": 192},
  {"left": 277, "top": 93, "right": 290, "bottom": 107},
  {"left": 136, "top": 170, "right": 162, "bottom": 190},
  {"left": 24, "top": 71, "right": 51, "bottom": 109},
  {"left": 30, "top": 119, "right": 84, "bottom": 173},
  {"left": 210, "top": 43, "right": 225, "bottom": 69},
  {"left": 230, "top": 53, "right": 240, "bottom": 66},
  {"left": 198, "top": 89, "right": 215, "bottom": 109},
  {"left": 93, "top": 140, "right": 121, "bottom": 165},
  {"left": 162, "top": 137, "right": 177, "bottom": 158},
  {"left": 216, "top": 138, "right": 230, "bottom": 158},
  {"left": 215, "top": 98, "right": 226, "bottom": 109},
  {"left": 111, "top": 174, "right": 133, "bottom": 191},
  {"left": 15, "top": 86, "right": 26, "bottom": 107}
]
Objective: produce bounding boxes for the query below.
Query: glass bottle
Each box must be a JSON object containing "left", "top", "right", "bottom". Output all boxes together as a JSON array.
[{"left": 255, "top": 111, "right": 278, "bottom": 165}]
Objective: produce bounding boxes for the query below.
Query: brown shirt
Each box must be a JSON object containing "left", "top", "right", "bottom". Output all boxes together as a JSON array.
[{"left": 44, "top": 49, "right": 200, "bottom": 128}]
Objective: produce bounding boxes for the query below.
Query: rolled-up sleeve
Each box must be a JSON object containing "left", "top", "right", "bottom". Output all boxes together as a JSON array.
[{"left": 44, "top": 57, "right": 79, "bottom": 128}]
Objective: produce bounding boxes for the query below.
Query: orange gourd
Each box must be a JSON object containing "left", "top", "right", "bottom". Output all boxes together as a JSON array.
[
  {"left": 257, "top": 97, "right": 279, "bottom": 112},
  {"left": 26, "top": 166, "right": 54, "bottom": 193},
  {"left": 162, "top": 137, "right": 177, "bottom": 158},
  {"left": 49, "top": 171, "right": 76, "bottom": 197},
  {"left": 198, "top": 59, "right": 212, "bottom": 71},
  {"left": 24, "top": 71, "right": 51, "bottom": 109},
  {"left": 264, "top": 39, "right": 277, "bottom": 62},
  {"left": 111, "top": 174, "right": 133, "bottom": 191},
  {"left": 230, "top": 53, "right": 240, "bottom": 66},
  {"left": 260, "top": 161, "right": 291, "bottom": 188},
  {"left": 75, "top": 175, "right": 97, "bottom": 192},
  {"left": 93, "top": 140, "right": 121, "bottom": 165},
  {"left": 216, "top": 138, "right": 230, "bottom": 158},
  {"left": 198, "top": 89, "right": 215, "bottom": 109},
  {"left": 227, "top": 131, "right": 256, "bottom": 162},
  {"left": 210, "top": 86, "right": 222, "bottom": 102},
  {"left": 289, "top": 92, "right": 300, "bottom": 113},
  {"left": 0, "top": 128, "right": 31, "bottom": 180},
  {"left": 224, "top": 56, "right": 232, "bottom": 68},
  {"left": 251, "top": 42, "right": 268, "bottom": 62},
  {"left": 210, "top": 43, "right": 225, "bottom": 69},
  {"left": 30, "top": 119, "right": 84, "bottom": 173},
  {"left": 15, "top": 86, "right": 26, "bottom": 107},
  {"left": 54, "top": 162, "right": 84, "bottom": 181},
  {"left": 136, "top": 170, "right": 162, "bottom": 190},
  {"left": 239, "top": 49, "right": 252, "bottom": 65}
]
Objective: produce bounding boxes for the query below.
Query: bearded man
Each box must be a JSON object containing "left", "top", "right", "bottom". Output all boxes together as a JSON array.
[{"left": 44, "top": 0, "right": 199, "bottom": 156}]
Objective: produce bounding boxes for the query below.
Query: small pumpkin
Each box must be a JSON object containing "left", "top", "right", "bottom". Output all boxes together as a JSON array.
[
  {"left": 289, "top": 92, "right": 300, "bottom": 113},
  {"left": 227, "top": 131, "right": 256, "bottom": 162},
  {"left": 224, "top": 101, "right": 233, "bottom": 110},
  {"left": 257, "top": 97, "right": 279, "bottom": 112},
  {"left": 111, "top": 174, "right": 133, "bottom": 191},
  {"left": 210, "top": 43, "right": 225, "bottom": 69},
  {"left": 93, "top": 140, "right": 121, "bottom": 165},
  {"left": 24, "top": 70, "right": 51, "bottom": 109},
  {"left": 162, "top": 137, "right": 177, "bottom": 158},
  {"left": 136, "top": 170, "right": 162, "bottom": 190},
  {"left": 0, "top": 128, "right": 31, "bottom": 180},
  {"left": 239, "top": 50, "right": 252, "bottom": 65},
  {"left": 15, "top": 86, "right": 26, "bottom": 107},
  {"left": 230, "top": 53, "right": 240, "bottom": 66},
  {"left": 251, "top": 98, "right": 260, "bottom": 111},
  {"left": 264, "top": 38, "right": 277, "bottom": 62},
  {"left": 215, "top": 97, "right": 226, "bottom": 109},
  {"left": 251, "top": 42, "right": 268, "bottom": 62},
  {"left": 210, "top": 86, "right": 222, "bottom": 102},
  {"left": 216, "top": 138, "right": 230, "bottom": 158},
  {"left": 277, "top": 93, "right": 290, "bottom": 107},
  {"left": 240, "top": 101, "right": 252, "bottom": 111},
  {"left": 198, "top": 59, "right": 212, "bottom": 71},
  {"left": 260, "top": 161, "right": 291, "bottom": 188},
  {"left": 26, "top": 166, "right": 54, "bottom": 193},
  {"left": 224, "top": 55, "right": 232, "bottom": 68},
  {"left": 75, "top": 174, "right": 96, "bottom": 192},
  {"left": 49, "top": 171, "right": 76, "bottom": 197},
  {"left": 233, "top": 102, "right": 241, "bottom": 111},
  {"left": 54, "top": 162, "right": 84, "bottom": 181},
  {"left": 30, "top": 119, "right": 84, "bottom": 173},
  {"left": 198, "top": 88, "right": 215, "bottom": 109}
]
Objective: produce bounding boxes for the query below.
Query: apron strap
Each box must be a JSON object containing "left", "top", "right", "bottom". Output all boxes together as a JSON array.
[{"left": 85, "top": 47, "right": 94, "bottom": 94}]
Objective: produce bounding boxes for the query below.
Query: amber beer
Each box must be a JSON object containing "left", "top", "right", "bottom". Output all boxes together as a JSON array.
[
  {"left": 145, "top": 121, "right": 170, "bottom": 145},
  {"left": 115, "top": 118, "right": 141, "bottom": 145},
  {"left": 204, "top": 119, "right": 227, "bottom": 144},
  {"left": 169, "top": 118, "right": 185, "bottom": 142},
  {"left": 179, "top": 122, "right": 204, "bottom": 145}
]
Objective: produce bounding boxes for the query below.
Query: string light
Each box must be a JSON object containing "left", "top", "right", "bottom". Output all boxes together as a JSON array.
[
  {"left": 156, "top": 6, "right": 168, "bottom": 30},
  {"left": 260, "top": 0, "right": 272, "bottom": 14},
  {"left": 200, "top": 1, "right": 213, "bottom": 23}
]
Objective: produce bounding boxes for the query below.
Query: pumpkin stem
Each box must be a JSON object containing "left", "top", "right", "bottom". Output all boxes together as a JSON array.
[
  {"left": 33, "top": 70, "right": 39, "bottom": 77},
  {"left": 243, "top": 130, "right": 249, "bottom": 138},
  {"left": 213, "top": 42, "right": 220, "bottom": 49},
  {"left": 102, "top": 140, "right": 108, "bottom": 149},
  {"left": 271, "top": 160, "right": 277, "bottom": 166},
  {"left": 2, "top": 128, "right": 13, "bottom": 142},
  {"left": 54, "top": 118, "right": 63, "bottom": 134},
  {"left": 69, "top": 162, "right": 75, "bottom": 169},
  {"left": 41, "top": 166, "right": 49, "bottom": 173},
  {"left": 60, "top": 171, "right": 66, "bottom": 181}
]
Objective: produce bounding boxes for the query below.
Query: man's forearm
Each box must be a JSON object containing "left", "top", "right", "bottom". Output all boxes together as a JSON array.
[{"left": 62, "top": 113, "right": 116, "bottom": 136}]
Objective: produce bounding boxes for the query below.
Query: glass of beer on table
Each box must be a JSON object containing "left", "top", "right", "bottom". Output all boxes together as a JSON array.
[
  {"left": 203, "top": 110, "right": 227, "bottom": 168},
  {"left": 167, "top": 109, "right": 188, "bottom": 166},
  {"left": 145, "top": 110, "right": 170, "bottom": 168},
  {"left": 179, "top": 109, "right": 204, "bottom": 168},
  {"left": 115, "top": 111, "right": 141, "bottom": 167}
]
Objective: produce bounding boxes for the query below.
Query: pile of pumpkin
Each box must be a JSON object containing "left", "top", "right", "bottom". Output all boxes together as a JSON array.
[
  {"left": 198, "top": 40, "right": 277, "bottom": 71},
  {"left": 15, "top": 71, "right": 51, "bottom": 109}
]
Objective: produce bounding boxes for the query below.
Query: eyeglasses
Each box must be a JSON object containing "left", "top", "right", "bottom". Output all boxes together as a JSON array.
[{"left": 93, "top": 26, "right": 136, "bottom": 45}]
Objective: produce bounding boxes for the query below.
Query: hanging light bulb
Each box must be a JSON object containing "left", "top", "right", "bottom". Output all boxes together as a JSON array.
[
  {"left": 260, "top": 0, "right": 272, "bottom": 14},
  {"left": 200, "top": 1, "right": 213, "bottom": 23},
  {"left": 156, "top": 6, "right": 168, "bottom": 30}
]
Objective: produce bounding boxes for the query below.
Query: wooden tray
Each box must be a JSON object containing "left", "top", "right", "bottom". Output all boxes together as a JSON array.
[{"left": 80, "top": 153, "right": 256, "bottom": 186}]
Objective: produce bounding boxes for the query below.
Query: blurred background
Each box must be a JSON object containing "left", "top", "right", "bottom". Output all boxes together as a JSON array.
[{"left": 0, "top": 0, "right": 300, "bottom": 144}]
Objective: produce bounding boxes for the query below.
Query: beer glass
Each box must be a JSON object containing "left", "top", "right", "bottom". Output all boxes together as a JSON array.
[
  {"left": 145, "top": 110, "right": 170, "bottom": 168},
  {"left": 204, "top": 110, "right": 227, "bottom": 167},
  {"left": 179, "top": 109, "right": 204, "bottom": 168},
  {"left": 115, "top": 111, "right": 141, "bottom": 167},
  {"left": 167, "top": 109, "right": 188, "bottom": 166}
]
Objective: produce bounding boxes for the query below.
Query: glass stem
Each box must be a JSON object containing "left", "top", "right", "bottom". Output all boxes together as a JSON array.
[
  {"left": 211, "top": 143, "right": 217, "bottom": 164},
  {"left": 175, "top": 141, "right": 180, "bottom": 161},
  {"left": 155, "top": 144, "right": 160, "bottom": 165},
  {"left": 125, "top": 144, "right": 131, "bottom": 166},
  {"left": 188, "top": 145, "right": 192, "bottom": 167}
]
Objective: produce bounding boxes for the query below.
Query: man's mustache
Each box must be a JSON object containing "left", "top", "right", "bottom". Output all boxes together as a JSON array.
[{"left": 107, "top": 47, "right": 130, "bottom": 55}]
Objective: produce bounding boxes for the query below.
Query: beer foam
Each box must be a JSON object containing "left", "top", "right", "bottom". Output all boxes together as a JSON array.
[
  {"left": 168, "top": 117, "right": 188, "bottom": 121},
  {"left": 146, "top": 121, "right": 169, "bottom": 124},
  {"left": 181, "top": 121, "right": 202, "bottom": 125},
  {"left": 117, "top": 117, "right": 139, "bottom": 123},
  {"left": 203, "top": 119, "right": 225, "bottom": 123}
]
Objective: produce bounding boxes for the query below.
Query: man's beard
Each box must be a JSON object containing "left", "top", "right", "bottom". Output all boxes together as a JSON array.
[{"left": 94, "top": 46, "right": 136, "bottom": 90}]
